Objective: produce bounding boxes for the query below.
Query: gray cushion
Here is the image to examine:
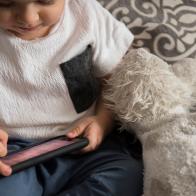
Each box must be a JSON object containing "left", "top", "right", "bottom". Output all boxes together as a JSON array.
[{"left": 98, "top": 0, "right": 196, "bottom": 63}]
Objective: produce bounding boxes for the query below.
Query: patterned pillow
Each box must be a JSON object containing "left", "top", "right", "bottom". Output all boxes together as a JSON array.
[{"left": 98, "top": 0, "right": 196, "bottom": 63}]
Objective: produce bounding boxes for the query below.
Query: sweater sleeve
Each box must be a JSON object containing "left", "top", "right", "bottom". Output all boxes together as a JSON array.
[{"left": 87, "top": 0, "right": 134, "bottom": 77}]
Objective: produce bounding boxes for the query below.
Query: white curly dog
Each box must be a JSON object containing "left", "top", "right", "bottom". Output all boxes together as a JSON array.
[{"left": 104, "top": 48, "right": 196, "bottom": 196}]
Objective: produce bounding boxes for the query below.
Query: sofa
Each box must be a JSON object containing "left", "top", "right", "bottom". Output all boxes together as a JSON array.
[
  {"left": 98, "top": 0, "right": 196, "bottom": 194},
  {"left": 99, "top": 0, "right": 196, "bottom": 166},
  {"left": 98, "top": 0, "right": 196, "bottom": 63}
]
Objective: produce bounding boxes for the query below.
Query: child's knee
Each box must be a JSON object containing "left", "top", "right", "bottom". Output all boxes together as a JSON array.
[
  {"left": 0, "top": 168, "right": 43, "bottom": 196},
  {"left": 91, "top": 157, "right": 143, "bottom": 196}
]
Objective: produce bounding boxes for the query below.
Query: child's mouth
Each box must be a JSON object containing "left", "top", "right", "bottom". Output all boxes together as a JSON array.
[{"left": 16, "top": 25, "right": 42, "bottom": 32}]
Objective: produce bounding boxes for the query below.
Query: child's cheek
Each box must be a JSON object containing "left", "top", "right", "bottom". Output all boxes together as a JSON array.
[{"left": 0, "top": 12, "right": 14, "bottom": 30}]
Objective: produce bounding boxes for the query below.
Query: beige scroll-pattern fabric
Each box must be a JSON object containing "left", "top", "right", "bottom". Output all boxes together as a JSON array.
[{"left": 98, "top": 0, "right": 196, "bottom": 63}]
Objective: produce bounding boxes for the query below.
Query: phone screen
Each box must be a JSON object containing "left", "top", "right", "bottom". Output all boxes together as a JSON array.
[{"left": 0, "top": 137, "right": 76, "bottom": 166}]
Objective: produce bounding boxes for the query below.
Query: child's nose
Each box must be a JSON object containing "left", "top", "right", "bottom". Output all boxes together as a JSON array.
[{"left": 15, "top": 4, "right": 40, "bottom": 26}]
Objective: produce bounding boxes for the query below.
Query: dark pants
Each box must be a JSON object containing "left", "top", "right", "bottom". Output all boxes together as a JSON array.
[{"left": 0, "top": 131, "right": 143, "bottom": 196}]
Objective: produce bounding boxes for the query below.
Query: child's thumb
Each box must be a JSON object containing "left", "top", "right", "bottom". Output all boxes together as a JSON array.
[
  {"left": 66, "top": 127, "right": 83, "bottom": 138},
  {"left": 0, "top": 142, "right": 7, "bottom": 157},
  {"left": 0, "top": 129, "right": 8, "bottom": 146}
]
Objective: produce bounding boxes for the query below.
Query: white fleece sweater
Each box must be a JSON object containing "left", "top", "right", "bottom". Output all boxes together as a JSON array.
[{"left": 0, "top": 0, "right": 133, "bottom": 140}]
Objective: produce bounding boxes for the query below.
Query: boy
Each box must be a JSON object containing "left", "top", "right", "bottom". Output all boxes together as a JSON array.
[{"left": 0, "top": 0, "right": 143, "bottom": 195}]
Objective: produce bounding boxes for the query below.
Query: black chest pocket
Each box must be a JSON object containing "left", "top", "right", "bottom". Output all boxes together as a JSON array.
[{"left": 60, "top": 46, "right": 101, "bottom": 113}]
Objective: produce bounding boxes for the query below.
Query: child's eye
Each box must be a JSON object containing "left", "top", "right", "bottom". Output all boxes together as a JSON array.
[
  {"left": 0, "top": 2, "right": 14, "bottom": 8},
  {"left": 37, "top": 0, "right": 54, "bottom": 5}
]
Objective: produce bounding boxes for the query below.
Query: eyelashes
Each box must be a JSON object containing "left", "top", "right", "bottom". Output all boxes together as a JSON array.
[
  {"left": 37, "top": 0, "right": 55, "bottom": 5},
  {"left": 0, "top": 0, "right": 55, "bottom": 8},
  {"left": 0, "top": 2, "right": 14, "bottom": 7}
]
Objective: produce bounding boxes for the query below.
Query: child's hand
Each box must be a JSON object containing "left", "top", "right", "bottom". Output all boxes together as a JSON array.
[
  {"left": 66, "top": 116, "right": 110, "bottom": 153},
  {"left": 66, "top": 75, "right": 114, "bottom": 153},
  {"left": 0, "top": 129, "right": 12, "bottom": 176}
]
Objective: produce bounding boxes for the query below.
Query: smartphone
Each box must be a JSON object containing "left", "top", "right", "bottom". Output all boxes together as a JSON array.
[{"left": 0, "top": 136, "right": 89, "bottom": 174}]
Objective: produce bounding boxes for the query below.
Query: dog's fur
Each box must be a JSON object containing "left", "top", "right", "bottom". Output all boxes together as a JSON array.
[{"left": 103, "top": 48, "right": 196, "bottom": 196}]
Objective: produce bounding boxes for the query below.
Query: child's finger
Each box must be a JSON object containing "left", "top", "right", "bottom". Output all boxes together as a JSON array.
[
  {"left": 0, "top": 161, "right": 12, "bottom": 176},
  {"left": 0, "top": 129, "right": 8, "bottom": 147},
  {"left": 0, "top": 130, "right": 8, "bottom": 157},
  {"left": 0, "top": 142, "right": 7, "bottom": 157},
  {"left": 79, "top": 128, "right": 99, "bottom": 153}
]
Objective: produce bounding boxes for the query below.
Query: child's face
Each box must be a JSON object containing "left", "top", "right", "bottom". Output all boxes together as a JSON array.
[{"left": 0, "top": 0, "right": 65, "bottom": 40}]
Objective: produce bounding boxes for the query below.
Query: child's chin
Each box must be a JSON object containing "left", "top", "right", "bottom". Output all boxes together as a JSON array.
[{"left": 7, "top": 26, "right": 50, "bottom": 40}]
